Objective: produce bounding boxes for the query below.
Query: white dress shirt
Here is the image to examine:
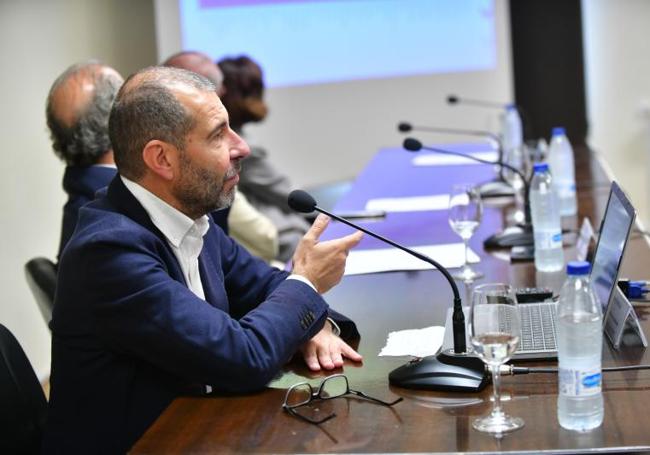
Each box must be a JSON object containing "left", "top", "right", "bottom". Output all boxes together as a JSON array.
[{"left": 121, "top": 176, "right": 209, "bottom": 300}]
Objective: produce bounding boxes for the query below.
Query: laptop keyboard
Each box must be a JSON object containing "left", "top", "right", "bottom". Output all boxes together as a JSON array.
[{"left": 499, "top": 303, "right": 558, "bottom": 352}]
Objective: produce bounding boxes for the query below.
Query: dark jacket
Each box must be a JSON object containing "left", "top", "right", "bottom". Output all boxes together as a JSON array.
[{"left": 43, "top": 176, "right": 357, "bottom": 453}]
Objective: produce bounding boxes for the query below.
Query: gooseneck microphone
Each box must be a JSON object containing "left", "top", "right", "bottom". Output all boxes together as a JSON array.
[
  {"left": 397, "top": 122, "right": 501, "bottom": 147},
  {"left": 288, "top": 190, "right": 489, "bottom": 392},
  {"left": 403, "top": 138, "right": 534, "bottom": 250},
  {"left": 446, "top": 94, "right": 509, "bottom": 109},
  {"left": 447, "top": 95, "right": 532, "bottom": 139},
  {"left": 289, "top": 189, "right": 465, "bottom": 354},
  {"left": 403, "top": 138, "right": 531, "bottom": 225},
  {"left": 397, "top": 122, "right": 509, "bottom": 196}
]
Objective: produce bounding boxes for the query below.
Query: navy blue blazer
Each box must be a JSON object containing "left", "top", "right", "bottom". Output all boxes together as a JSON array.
[
  {"left": 58, "top": 165, "right": 231, "bottom": 260},
  {"left": 43, "top": 176, "right": 357, "bottom": 454}
]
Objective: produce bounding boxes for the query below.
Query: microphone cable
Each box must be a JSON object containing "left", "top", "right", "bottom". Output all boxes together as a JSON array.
[{"left": 501, "top": 364, "right": 650, "bottom": 376}]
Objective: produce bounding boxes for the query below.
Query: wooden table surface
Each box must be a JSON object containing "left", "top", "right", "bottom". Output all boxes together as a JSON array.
[{"left": 132, "top": 145, "right": 650, "bottom": 454}]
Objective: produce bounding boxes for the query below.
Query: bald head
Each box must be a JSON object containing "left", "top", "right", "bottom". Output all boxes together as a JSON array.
[
  {"left": 163, "top": 51, "right": 224, "bottom": 96},
  {"left": 46, "top": 61, "right": 123, "bottom": 166}
]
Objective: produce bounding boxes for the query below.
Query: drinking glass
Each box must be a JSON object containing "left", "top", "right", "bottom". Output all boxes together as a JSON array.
[
  {"left": 448, "top": 183, "right": 483, "bottom": 282},
  {"left": 469, "top": 283, "right": 524, "bottom": 434}
]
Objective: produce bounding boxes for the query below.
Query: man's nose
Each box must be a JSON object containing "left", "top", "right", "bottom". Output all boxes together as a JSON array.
[{"left": 230, "top": 130, "right": 251, "bottom": 160}]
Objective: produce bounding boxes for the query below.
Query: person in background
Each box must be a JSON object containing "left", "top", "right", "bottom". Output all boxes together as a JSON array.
[
  {"left": 43, "top": 66, "right": 363, "bottom": 453},
  {"left": 164, "top": 51, "right": 279, "bottom": 262},
  {"left": 46, "top": 61, "right": 123, "bottom": 258},
  {"left": 218, "top": 55, "right": 311, "bottom": 262}
]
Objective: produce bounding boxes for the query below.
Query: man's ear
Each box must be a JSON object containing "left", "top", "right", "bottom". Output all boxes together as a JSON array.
[{"left": 141, "top": 140, "right": 179, "bottom": 181}]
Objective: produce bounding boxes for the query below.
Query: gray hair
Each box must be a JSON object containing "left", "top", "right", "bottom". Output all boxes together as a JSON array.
[
  {"left": 109, "top": 66, "right": 216, "bottom": 180},
  {"left": 46, "top": 61, "right": 123, "bottom": 166}
]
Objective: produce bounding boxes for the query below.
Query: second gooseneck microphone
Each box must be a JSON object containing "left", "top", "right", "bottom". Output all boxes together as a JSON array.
[
  {"left": 403, "top": 138, "right": 534, "bottom": 251},
  {"left": 446, "top": 94, "right": 510, "bottom": 109},
  {"left": 402, "top": 138, "right": 531, "bottom": 226},
  {"left": 398, "top": 122, "right": 501, "bottom": 147}
]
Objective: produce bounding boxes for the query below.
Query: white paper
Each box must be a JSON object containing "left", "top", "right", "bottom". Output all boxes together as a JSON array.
[
  {"left": 412, "top": 150, "right": 499, "bottom": 167},
  {"left": 365, "top": 194, "right": 449, "bottom": 213},
  {"left": 344, "top": 243, "right": 479, "bottom": 276},
  {"left": 379, "top": 326, "right": 445, "bottom": 357}
]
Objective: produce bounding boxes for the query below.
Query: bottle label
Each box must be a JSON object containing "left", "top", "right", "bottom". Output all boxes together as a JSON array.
[
  {"left": 534, "top": 231, "right": 563, "bottom": 249},
  {"left": 559, "top": 367, "right": 602, "bottom": 397}
]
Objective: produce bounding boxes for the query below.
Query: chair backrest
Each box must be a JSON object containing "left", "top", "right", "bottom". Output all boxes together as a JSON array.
[
  {"left": 0, "top": 324, "right": 48, "bottom": 454},
  {"left": 24, "top": 257, "right": 57, "bottom": 326}
]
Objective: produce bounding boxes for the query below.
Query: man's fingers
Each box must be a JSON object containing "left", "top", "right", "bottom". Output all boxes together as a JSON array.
[
  {"left": 318, "top": 230, "right": 363, "bottom": 252},
  {"left": 303, "top": 214, "right": 330, "bottom": 242},
  {"left": 340, "top": 342, "right": 363, "bottom": 362},
  {"left": 302, "top": 347, "right": 321, "bottom": 371},
  {"left": 330, "top": 349, "right": 344, "bottom": 368},
  {"left": 340, "top": 231, "right": 363, "bottom": 250},
  {"left": 317, "top": 346, "right": 335, "bottom": 370}
]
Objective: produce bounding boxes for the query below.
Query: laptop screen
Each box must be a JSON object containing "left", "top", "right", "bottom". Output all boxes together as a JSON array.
[{"left": 590, "top": 182, "right": 636, "bottom": 313}]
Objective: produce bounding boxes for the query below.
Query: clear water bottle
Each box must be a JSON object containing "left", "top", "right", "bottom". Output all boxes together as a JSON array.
[
  {"left": 557, "top": 260, "right": 604, "bottom": 431},
  {"left": 530, "top": 163, "right": 564, "bottom": 272},
  {"left": 546, "top": 127, "right": 577, "bottom": 216},
  {"left": 501, "top": 105, "right": 525, "bottom": 189}
]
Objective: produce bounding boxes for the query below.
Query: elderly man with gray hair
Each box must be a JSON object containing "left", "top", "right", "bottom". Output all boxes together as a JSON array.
[{"left": 46, "top": 61, "right": 124, "bottom": 258}]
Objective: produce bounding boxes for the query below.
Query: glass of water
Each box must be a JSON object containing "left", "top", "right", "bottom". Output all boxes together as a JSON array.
[
  {"left": 469, "top": 283, "right": 524, "bottom": 435},
  {"left": 448, "top": 183, "right": 483, "bottom": 282}
]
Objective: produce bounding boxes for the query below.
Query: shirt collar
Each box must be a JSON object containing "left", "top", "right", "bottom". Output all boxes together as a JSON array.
[{"left": 120, "top": 175, "right": 210, "bottom": 248}]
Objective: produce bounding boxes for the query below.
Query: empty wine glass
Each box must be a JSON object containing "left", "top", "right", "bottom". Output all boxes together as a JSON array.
[
  {"left": 469, "top": 283, "right": 524, "bottom": 435},
  {"left": 448, "top": 183, "right": 483, "bottom": 282}
]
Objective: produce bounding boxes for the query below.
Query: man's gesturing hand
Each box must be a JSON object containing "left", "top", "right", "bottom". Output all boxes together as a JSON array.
[{"left": 291, "top": 214, "right": 363, "bottom": 294}]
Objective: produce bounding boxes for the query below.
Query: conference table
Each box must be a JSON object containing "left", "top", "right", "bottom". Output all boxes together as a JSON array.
[{"left": 132, "top": 143, "right": 650, "bottom": 454}]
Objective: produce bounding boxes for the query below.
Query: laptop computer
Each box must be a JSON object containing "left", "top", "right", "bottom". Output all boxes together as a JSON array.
[{"left": 440, "top": 181, "right": 636, "bottom": 360}]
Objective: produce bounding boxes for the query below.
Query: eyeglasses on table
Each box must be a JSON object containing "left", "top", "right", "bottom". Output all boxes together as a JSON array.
[{"left": 282, "top": 373, "right": 403, "bottom": 425}]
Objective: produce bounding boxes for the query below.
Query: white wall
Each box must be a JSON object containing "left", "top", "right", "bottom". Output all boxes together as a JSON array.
[
  {"left": 0, "top": 0, "right": 157, "bottom": 381},
  {"left": 156, "top": 0, "right": 514, "bottom": 187},
  {"left": 582, "top": 0, "right": 650, "bottom": 225}
]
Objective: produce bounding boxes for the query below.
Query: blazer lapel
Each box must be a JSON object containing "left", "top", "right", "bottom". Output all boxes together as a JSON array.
[
  {"left": 104, "top": 176, "right": 186, "bottom": 283},
  {"left": 198, "top": 229, "right": 229, "bottom": 312}
]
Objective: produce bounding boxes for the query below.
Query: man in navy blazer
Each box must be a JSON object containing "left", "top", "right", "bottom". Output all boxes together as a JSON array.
[
  {"left": 46, "top": 61, "right": 124, "bottom": 259},
  {"left": 43, "top": 66, "right": 363, "bottom": 453}
]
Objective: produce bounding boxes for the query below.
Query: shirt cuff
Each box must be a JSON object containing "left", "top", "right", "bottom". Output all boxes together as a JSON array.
[
  {"left": 287, "top": 274, "right": 317, "bottom": 292},
  {"left": 327, "top": 317, "right": 341, "bottom": 337}
]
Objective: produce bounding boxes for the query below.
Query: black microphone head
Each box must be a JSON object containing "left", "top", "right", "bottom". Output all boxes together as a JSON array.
[
  {"left": 403, "top": 137, "right": 423, "bottom": 152},
  {"left": 288, "top": 189, "right": 317, "bottom": 213},
  {"left": 397, "top": 122, "right": 412, "bottom": 133},
  {"left": 447, "top": 95, "right": 459, "bottom": 104}
]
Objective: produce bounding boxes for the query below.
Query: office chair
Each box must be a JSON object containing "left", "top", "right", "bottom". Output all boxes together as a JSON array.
[
  {"left": 24, "top": 257, "right": 57, "bottom": 326},
  {"left": 0, "top": 323, "right": 48, "bottom": 454}
]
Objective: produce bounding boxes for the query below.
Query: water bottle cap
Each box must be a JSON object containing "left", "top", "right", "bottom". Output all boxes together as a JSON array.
[
  {"left": 533, "top": 163, "right": 549, "bottom": 173},
  {"left": 552, "top": 127, "right": 566, "bottom": 136},
  {"left": 567, "top": 260, "right": 591, "bottom": 275},
  {"left": 506, "top": 103, "right": 516, "bottom": 111}
]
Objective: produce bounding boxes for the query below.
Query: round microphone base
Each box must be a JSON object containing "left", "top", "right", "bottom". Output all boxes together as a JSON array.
[
  {"left": 484, "top": 225, "right": 534, "bottom": 249},
  {"left": 439, "top": 348, "right": 475, "bottom": 358},
  {"left": 388, "top": 352, "right": 488, "bottom": 393},
  {"left": 476, "top": 179, "right": 516, "bottom": 199}
]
